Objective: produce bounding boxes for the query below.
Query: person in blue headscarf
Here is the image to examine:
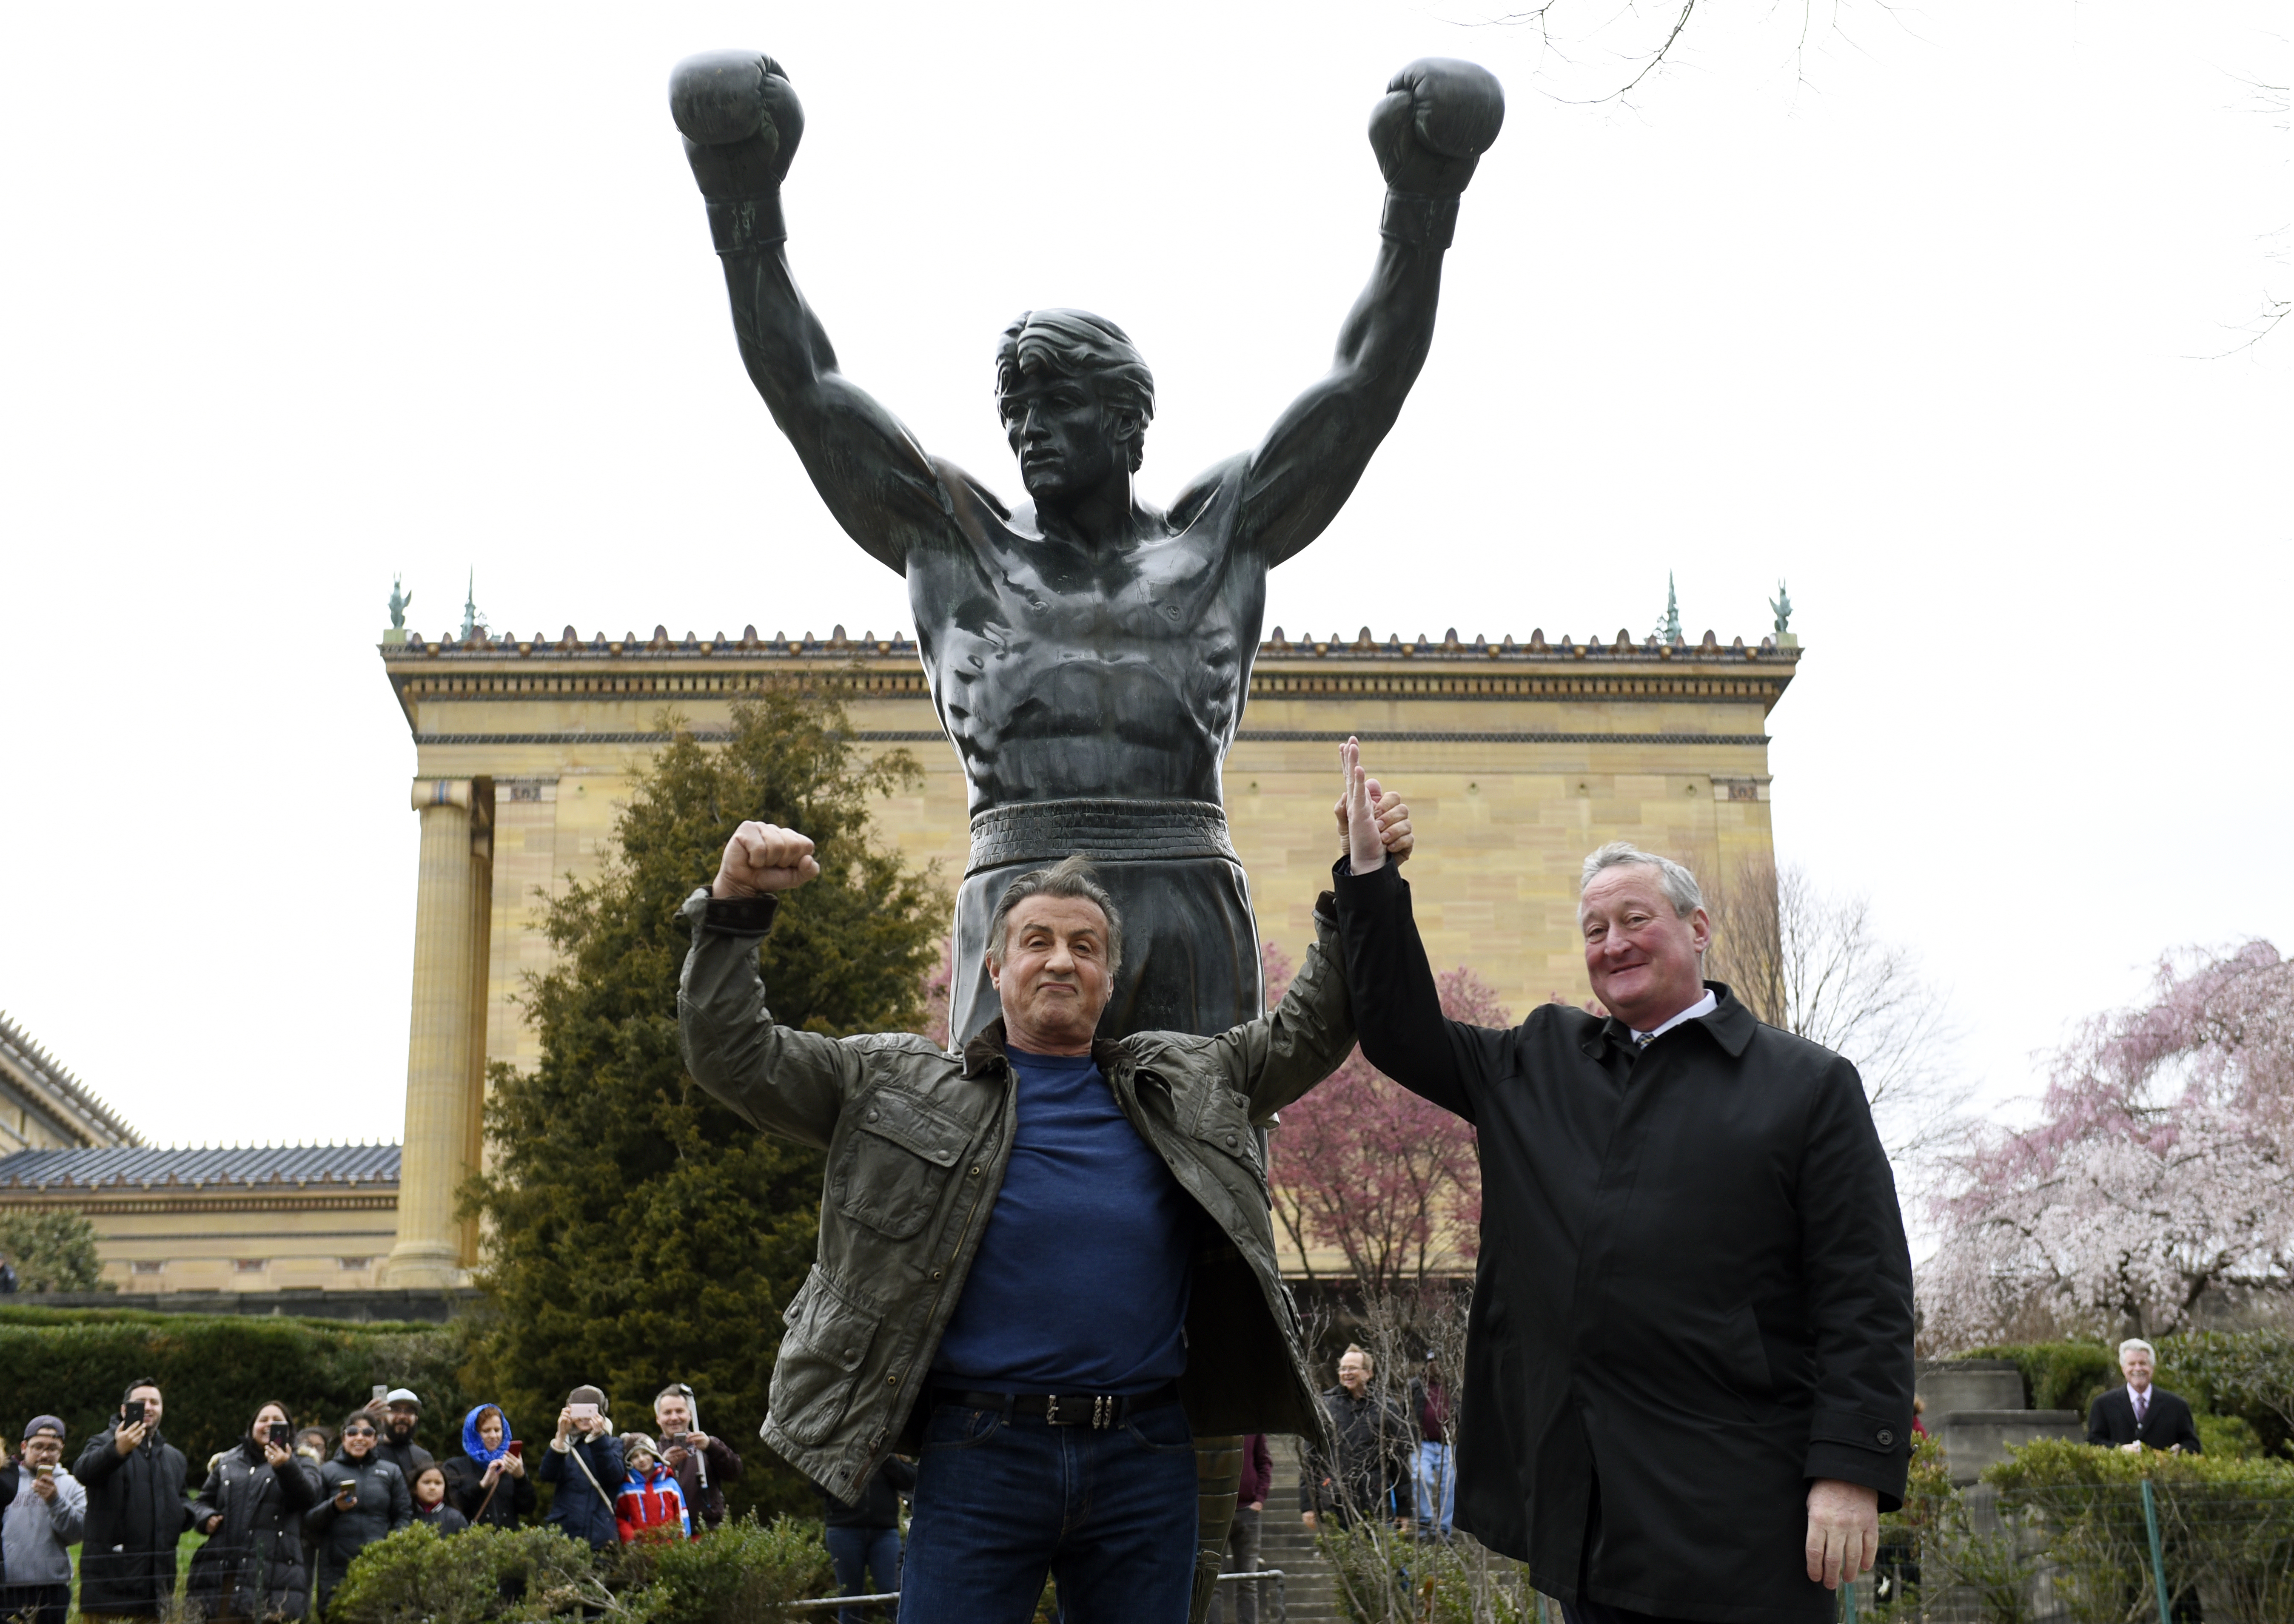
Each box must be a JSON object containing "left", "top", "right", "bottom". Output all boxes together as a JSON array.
[{"left": 440, "top": 1404, "right": 533, "bottom": 1531}]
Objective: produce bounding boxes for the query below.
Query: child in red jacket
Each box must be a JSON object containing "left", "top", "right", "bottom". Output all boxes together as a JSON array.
[{"left": 614, "top": 1434, "right": 692, "bottom": 1542}]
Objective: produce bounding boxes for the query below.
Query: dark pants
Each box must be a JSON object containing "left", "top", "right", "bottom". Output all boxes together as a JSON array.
[
  {"left": 825, "top": 1524, "right": 902, "bottom": 1623},
  {"left": 902, "top": 1398, "right": 1199, "bottom": 1624},
  {"left": 0, "top": 1585, "right": 70, "bottom": 1624},
  {"left": 1204, "top": 1505, "right": 1260, "bottom": 1624}
]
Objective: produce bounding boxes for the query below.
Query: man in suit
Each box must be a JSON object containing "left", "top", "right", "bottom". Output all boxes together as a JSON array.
[{"left": 2087, "top": 1339, "right": 2203, "bottom": 1454}]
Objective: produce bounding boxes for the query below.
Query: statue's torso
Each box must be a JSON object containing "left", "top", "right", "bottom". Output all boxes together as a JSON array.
[{"left": 910, "top": 460, "right": 1263, "bottom": 814}]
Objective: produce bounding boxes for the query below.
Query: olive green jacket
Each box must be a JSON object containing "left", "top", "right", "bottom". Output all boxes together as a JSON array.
[{"left": 676, "top": 886, "right": 1354, "bottom": 1503}]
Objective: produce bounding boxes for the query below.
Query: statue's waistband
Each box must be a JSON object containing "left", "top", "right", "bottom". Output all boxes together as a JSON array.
[{"left": 966, "top": 798, "right": 1238, "bottom": 876}]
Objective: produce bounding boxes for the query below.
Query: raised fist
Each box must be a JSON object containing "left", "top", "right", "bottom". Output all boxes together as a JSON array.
[
  {"left": 1369, "top": 59, "right": 1505, "bottom": 197},
  {"left": 669, "top": 50, "right": 805, "bottom": 201},
  {"left": 712, "top": 821, "right": 821, "bottom": 898}
]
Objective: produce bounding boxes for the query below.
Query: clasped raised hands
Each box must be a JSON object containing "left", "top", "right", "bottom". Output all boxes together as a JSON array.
[
  {"left": 1334, "top": 737, "right": 1414, "bottom": 874},
  {"left": 713, "top": 821, "right": 821, "bottom": 898}
]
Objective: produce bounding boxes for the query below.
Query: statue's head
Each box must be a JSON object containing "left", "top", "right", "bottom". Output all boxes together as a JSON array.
[{"left": 995, "top": 310, "right": 1155, "bottom": 505}]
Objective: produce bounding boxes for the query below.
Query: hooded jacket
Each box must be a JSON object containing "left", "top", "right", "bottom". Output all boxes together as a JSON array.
[
  {"left": 537, "top": 1432, "right": 624, "bottom": 1549},
  {"left": 186, "top": 1439, "right": 324, "bottom": 1619},
  {"left": 614, "top": 1460, "right": 690, "bottom": 1543},
  {"left": 73, "top": 1423, "right": 194, "bottom": 1615},
  {"left": 2, "top": 1461, "right": 85, "bottom": 1588},
  {"left": 443, "top": 1405, "right": 536, "bottom": 1530},
  {"left": 305, "top": 1449, "right": 412, "bottom": 1607}
]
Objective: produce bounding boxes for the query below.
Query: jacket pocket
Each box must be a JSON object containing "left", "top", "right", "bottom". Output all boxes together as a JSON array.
[
  {"left": 771, "top": 1265, "right": 884, "bottom": 1447},
  {"left": 1187, "top": 1085, "right": 1265, "bottom": 1177},
  {"left": 828, "top": 1088, "right": 968, "bottom": 1238}
]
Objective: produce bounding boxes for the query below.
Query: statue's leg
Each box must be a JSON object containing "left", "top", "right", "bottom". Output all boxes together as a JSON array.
[{"left": 1190, "top": 1434, "right": 1244, "bottom": 1624}]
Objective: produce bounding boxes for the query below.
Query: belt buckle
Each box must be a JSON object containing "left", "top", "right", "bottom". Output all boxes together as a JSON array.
[
  {"left": 1093, "top": 1396, "right": 1113, "bottom": 1430},
  {"left": 1045, "top": 1395, "right": 1065, "bottom": 1426}
]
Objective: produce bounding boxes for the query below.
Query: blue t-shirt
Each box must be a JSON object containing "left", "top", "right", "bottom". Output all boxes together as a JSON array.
[{"left": 932, "top": 1047, "right": 1201, "bottom": 1394}]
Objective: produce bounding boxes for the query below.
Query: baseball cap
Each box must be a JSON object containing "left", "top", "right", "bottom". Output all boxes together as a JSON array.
[
  {"left": 22, "top": 1415, "right": 65, "bottom": 1441},
  {"left": 384, "top": 1388, "right": 422, "bottom": 1408}
]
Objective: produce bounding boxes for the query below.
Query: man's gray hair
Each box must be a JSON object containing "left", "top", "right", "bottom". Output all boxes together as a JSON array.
[
  {"left": 986, "top": 855, "right": 1125, "bottom": 982},
  {"left": 1579, "top": 842, "right": 1704, "bottom": 918},
  {"left": 2119, "top": 1337, "right": 2156, "bottom": 1363}
]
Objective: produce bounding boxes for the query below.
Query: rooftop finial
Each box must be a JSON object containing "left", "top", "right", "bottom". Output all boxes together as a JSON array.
[
  {"left": 1769, "top": 578, "right": 1793, "bottom": 637},
  {"left": 460, "top": 571, "right": 483, "bottom": 642},
  {"left": 1653, "top": 572, "right": 1681, "bottom": 643},
  {"left": 388, "top": 575, "right": 412, "bottom": 631}
]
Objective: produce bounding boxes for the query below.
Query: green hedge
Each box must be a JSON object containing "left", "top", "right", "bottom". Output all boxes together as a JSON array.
[
  {"left": 1988, "top": 1437, "right": 2294, "bottom": 1624},
  {"left": 0, "top": 1306, "right": 473, "bottom": 1469},
  {"left": 327, "top": 1516, "right": 835, "bottom": 1622}
]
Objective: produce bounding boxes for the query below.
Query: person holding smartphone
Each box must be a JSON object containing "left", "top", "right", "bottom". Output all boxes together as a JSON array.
[
  {"left": 185, "top": 1402, "right": 323, "bottom": 1621},
  {"left": 305, "top": 1410, "right": 410, "bottom": 1613},
  {"left": 3, "top": 1417, "right": 85, "bottom": 1624},
  {"left": 442, "top": 1405, "right": 533, "bottom": 1532},
  {"left": 538, "top": 1386, "right": 623, "bottom": 1550},
  {"left": 72, "top": 1379, "right": 193, "bottom": 1621}
]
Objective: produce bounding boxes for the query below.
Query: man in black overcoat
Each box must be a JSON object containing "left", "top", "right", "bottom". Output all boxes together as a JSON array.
[
  {"left": 2086, "top": 1338, "right": 2202, "bottom": 1454},
  {"left": 1328, "top": 742, "right": 1915, "bottom": 1624},
  {"left": 72, "top": 1378, "right": 194, "bottom": 1621}
]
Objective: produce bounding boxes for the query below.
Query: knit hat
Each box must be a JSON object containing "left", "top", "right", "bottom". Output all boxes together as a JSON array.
[
  {"left": 568, "top": 1384, "right": 608, "bottom": 1413},
  {"left": 21, "top": 1415, "right": 65, "bottom": 1442},
  {"left": 620, "top": 1432, "right": 661, "bottom": 1465}
]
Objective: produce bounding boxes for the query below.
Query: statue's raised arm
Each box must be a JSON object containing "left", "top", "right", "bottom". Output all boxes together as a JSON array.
[
  {"left": 669, "top": 52, "right": 955, "bottom": 575},
  {"left": 1214, "top": 61, "right": 1505, "bottom": 565}
]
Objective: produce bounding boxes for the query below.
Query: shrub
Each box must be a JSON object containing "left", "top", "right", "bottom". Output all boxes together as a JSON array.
[
  {"left": 328, "top": 1524, "right": 616, "bottom": 1622},
  {"left": 328, "top": 1516, "right": 839, "bottom": 1623},
  {"left": 1987, "top": 1437, "right": 2294, "bottom": 1624},
  {"left": 614, "top": 1515, "right": 834, "bottom": 1621},
  {"left": 0, "top": 1209, "right": 112, "bottom": 1292},
  {"left": 0, "top": 1306, "right": 472, "bottom": 1469}
]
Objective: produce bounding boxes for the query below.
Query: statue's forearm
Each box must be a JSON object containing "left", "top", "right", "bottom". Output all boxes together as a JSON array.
[
  {"left": 1330, "top": 236, "right": 1444, "bottom": 417},
  {"left": 721, "top": 247, "right": 841, "bottom": 428}
]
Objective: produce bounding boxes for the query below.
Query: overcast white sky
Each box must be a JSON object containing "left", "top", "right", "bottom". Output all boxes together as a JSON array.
[{"left": 1, "top": 2, "right": 2285, "bottom": 1154}]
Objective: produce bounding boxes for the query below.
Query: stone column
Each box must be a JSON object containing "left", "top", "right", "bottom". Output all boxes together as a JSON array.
[{"left": 384, "top": 779, "right": 487, "bottom": 1288}]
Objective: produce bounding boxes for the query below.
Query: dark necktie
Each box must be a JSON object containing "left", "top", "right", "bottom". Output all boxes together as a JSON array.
[{"left": 2134, "top": 1390, "right": 2148, "bottom": 1429}]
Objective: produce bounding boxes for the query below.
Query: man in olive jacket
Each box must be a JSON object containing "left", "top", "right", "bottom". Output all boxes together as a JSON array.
[
  {"left": 678, "top": 805, "right": 1403, "bottom": 1624},
  {"left": 71, "top": 1379, "right": 193, "bottom": 1621},
  {"left": 1329, "top": 743, "right": 1914, "bottom": 1624}
]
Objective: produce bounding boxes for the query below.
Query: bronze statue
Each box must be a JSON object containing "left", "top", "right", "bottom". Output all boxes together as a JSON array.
[
  {"left": 668, "top": 49, "right": 1502, "bottom": 1050},
  {"left": 668, "top": 51, "right": 1499, "bottom": 1622}
]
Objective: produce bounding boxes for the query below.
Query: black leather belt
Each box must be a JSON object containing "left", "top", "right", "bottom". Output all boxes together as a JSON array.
[{"left": 932, "top": 1380, "right": 1183, "bottom": 1429}]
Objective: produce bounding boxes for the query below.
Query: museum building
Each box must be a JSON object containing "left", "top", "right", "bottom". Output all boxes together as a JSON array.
[{"left": 0, "top": 617, "right": 1799, "bottom": 1293}]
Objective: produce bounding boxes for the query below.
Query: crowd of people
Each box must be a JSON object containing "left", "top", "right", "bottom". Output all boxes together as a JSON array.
[{"left": 0, "top": 1377, "right": 745, "bottom": 1621}]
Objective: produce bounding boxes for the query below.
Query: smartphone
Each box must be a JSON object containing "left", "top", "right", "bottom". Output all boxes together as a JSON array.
[
  {"left": 35, "top": 1465, "right": 53, "bottom": 1481},
  {"left": 568, "top": 1402, "right": 599, "bottom": 1421},
  {"left": 269, "top": 1422, "right": 292, "bottom": 1447},
  {"left": 506, "top": 1441, "right": 524, "bottom": 1459},
  {"left": 121, "top": 1400, "right": 152, "bottom": 1428},
  {"left": 371, "top": 1385, "right": 389, "bottom": 1405}
]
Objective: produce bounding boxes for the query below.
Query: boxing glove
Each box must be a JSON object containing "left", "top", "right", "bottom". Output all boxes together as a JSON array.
[
  {"left": 668, "top": 50, "right": 806, "bottom": 253},
  {"left": 1368, "top": 60, "right": 1505, "bottom": 250}
]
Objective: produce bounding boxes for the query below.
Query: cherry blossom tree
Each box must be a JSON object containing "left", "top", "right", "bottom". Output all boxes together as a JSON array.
[
  {"left": 1921, "top": 940, "right": 2294, "bottom": 1349},
  {"left": 1265, "top": 941, "right": 1499, "bottom": 1291}
]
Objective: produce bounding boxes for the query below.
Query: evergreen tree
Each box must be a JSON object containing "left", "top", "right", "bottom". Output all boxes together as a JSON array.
[
  {"left": 0, "top": 1209, "right": 112, "bottom": 1292},
  {"left": 467, "top": 685, "right": 946, "bottom": 1516}
]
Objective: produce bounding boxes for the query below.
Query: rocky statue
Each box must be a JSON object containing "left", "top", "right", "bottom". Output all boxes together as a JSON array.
[{"left": 667, "top": 48, "right": 1502, "bottom": 1623}]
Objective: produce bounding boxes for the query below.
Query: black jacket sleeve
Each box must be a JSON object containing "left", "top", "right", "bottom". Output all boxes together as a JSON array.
[
  {"left": 2167, "top": 1393, "right": 2203, "bottom": 1454},
  {"left": 2086, "top": 1391, "right": 2123, "bottom": 1448},
  {"left": 1331, "top": 859, "right": 1516, "bottom": 1122},
  {"left": 704, "top": 1435, "right": 743, "bottom": 1482},
  {"left": 1795, "top": 1051, "right": 1918, "bottom": 1507}
]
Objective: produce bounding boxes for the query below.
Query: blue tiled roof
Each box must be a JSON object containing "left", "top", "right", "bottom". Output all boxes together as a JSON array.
[{"left": 0, "top": 1143, "right": 400, "bottom": 1191}]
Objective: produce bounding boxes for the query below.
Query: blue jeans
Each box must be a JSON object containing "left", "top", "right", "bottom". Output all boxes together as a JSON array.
[
  {"left": 901, "top": 1398, "right": 1199, "bottom": 1624},
  {"left": 824, "top": 1524, "right": 902, "bottom": 1623},
  {"left": 1412, "top": 1440, "right": 1455, "bottom": 1537}
]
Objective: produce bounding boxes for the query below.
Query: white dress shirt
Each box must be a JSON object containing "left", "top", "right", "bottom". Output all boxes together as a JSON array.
[{"left": 1631, "top": 988, "right": 1718, "bottom": 1047}]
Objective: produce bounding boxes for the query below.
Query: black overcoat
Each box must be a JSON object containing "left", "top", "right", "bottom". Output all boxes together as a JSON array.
[
  {"left": 186, "top": 1441, "right": 324, "bottom": 1619},
  {"left": 1334, "top": 860, "right": 1915, "bottom": 1624},
  {"left": 72, "top": 1425, "right": 195, "bottom": 1615}
]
